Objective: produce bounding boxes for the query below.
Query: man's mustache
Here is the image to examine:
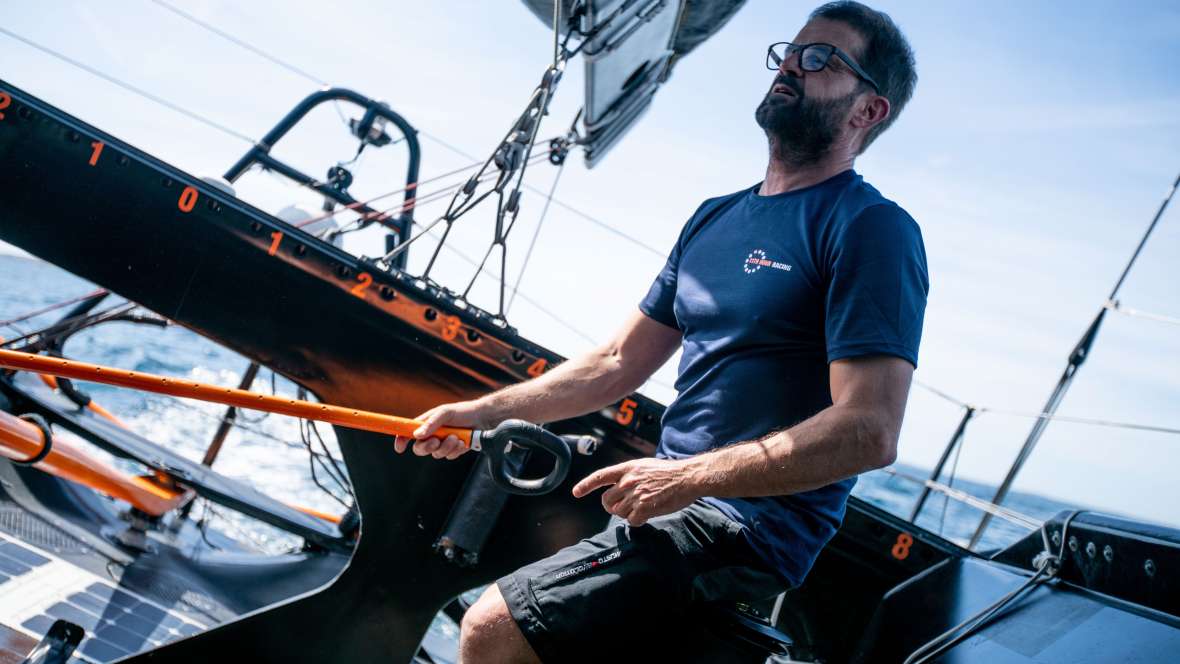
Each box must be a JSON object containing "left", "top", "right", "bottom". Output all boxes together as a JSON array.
[{"left": 770, "top": 75, "right": 803, "bottom": 98}]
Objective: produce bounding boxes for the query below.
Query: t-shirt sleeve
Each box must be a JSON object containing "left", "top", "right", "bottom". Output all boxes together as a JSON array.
[
  {"left": 638, "top": 210, "right": 699, "bottom": 329},
  {"left": 825, "top": 203, "right": 929, "bottom": 367}
]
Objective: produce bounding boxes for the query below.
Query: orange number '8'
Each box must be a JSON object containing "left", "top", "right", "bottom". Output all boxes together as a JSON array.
[
  {"left": 0, "top": 92, "right": 10, "bottom": 120},
  {"left": 177, "top": 186, "right": 199, "bottom": 213},
  {"left": 616, "top": 398, "right": 638, "bottom": 426},
  {"left": 891, "top": 532, "right": 913, "bottom": 560},
  {"left": 441, "top": 315, "right": 461, "bottom": 341},
  {"left": 350, "top": 272, "right": 373, "bottom": 298}
]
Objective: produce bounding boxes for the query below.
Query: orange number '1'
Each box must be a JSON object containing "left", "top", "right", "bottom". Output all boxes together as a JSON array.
[
  {"left": 616, "top": 398, "right": 638, "bottom": 426},
  {"left": 892, "top": 532, "right": 913, "bottom": 560},
  {"left": 88, "top": 141, "right": 104, "bottom": 166},
  {"left": 350, "top": 272, "right": 372, "bottom": 298},
  {"left": 0, "top": 92, "right": 10, "bottom": 120},
  {"left": 177, "top": 186, "right": 198, "bottom": 213},
  {"left": 527, "top": 358, "right": 547, "bottom": 377},
  {"left": 441, "top": 315, "right": 461, "bottom": 341},
  {"left": 268, "top": 231, "right": 283, "bottom": 256}
]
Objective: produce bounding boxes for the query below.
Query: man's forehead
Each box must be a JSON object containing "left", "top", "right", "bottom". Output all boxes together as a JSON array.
[{"left": 793, "top": 17, "right": 865, "bottom": 56}]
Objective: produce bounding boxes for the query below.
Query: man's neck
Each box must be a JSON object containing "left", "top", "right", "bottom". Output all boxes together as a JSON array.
[{"left": 758, "top": 147, "right": 855, "bottom": 197}]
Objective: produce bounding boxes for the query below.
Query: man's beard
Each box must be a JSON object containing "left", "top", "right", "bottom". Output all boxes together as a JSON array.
[{"left": 754, "top": 79, "right": 857, "bottom": 166}]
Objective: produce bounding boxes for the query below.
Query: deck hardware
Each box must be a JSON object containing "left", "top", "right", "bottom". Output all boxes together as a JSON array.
[
  {"left": 1085, "top": 541, "right": 1097, "bottom": 558},
  {"left": 1103, "top": 545, "right": 1114, "bottom": 562},
  {"left": 1144, "top": 559, "right": 1156, "bottom": 577}
]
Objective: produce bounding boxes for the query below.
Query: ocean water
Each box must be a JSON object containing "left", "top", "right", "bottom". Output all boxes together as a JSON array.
[{"left": 0, "top": 253, "right": 1084, "bottom": 655}]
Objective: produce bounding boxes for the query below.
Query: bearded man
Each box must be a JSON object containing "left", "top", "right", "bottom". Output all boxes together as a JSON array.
[{"left": 395, "top": 2, "right": 927, "bottom": 661}]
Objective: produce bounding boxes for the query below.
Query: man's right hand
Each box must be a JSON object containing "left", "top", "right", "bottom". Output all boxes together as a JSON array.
[{"left": 393, "top": 399, "right": 493, "bottom": 461}]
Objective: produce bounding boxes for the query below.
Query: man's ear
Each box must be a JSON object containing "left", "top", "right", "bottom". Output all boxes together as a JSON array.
[{"left": 851, "top": 94, "right": 891, "bottom": 133}]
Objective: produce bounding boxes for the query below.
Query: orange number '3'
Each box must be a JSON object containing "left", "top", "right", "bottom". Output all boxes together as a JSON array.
[
  {"left": 89, "top": 141, "right": 104, "bottom": 166},
  {"left": 268, "top": 231, "right": 283, "bottom": 256},
  {"left": 441, "top": 315, "right": 461, "bottom": 341},
  {"left": 0, "top": 92, "right": 10, "bottom": 120},
  {"left": 177, "top": 186, "right": 198, "bottom": 213},
  {"left": 616, "top": 398, "right": 638, "bottom": 426},
  {"left": 350, "top": 272, "right": 373, "bottom": 298},
  {"left": 891, "top": 532, "right": 913, "bottom": 560}
]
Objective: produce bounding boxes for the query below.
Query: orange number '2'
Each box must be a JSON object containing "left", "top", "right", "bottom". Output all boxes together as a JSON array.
[
  {"left": 616, "top": 398, "right": 638, "bottom": 426},
  {"left": 88, "top": 141, "right": 104, "bottom": 166},
  {"left": 350, "top": 272, "right": 373, "bottom": 298},
  {"left": 892, "top": 532, "right": 913, "bottom": 560},
  {"left": 177, "top": 186, "right": 198, "bottom": 213},
  {"left": 527, "top": 358, "right": 547, "bottom": 377},
  {"left": 441, "top": 315, "right": 461, "bottom": 341},
  {"left": 0, "top": 92, "right": 10, "bottom": 120},
  {"left": 268, "top": 231, "right": 283, "bottom": 256}
]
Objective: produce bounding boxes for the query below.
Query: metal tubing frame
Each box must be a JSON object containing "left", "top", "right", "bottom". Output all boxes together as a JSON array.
[
  {"left": 223, "top": 87, "right": 422, "bottom": 270},
  {"left": 909, "top": 406, "right": 975, "bottom": 523}
]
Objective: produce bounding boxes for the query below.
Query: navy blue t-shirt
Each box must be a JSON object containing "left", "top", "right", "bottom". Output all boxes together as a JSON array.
[{"left": 639, "top": 169, "right": 928, "bottom": 585}]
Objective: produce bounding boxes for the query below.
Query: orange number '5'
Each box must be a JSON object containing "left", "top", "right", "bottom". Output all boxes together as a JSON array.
[
  {"left": 0, "top": 92, "right": 10, "bottom": 120},
  {"left": 177, "top": 186, "right": 198, "bottom": 213},
  {"left": 891, "top": 532, "right": 913, "bottom": 560},
  {"left": 616, "top": 398, "right": 638, "bottom": 426},
  {"left": 350, "top": 272, "right": 373, "bottom": 298}
]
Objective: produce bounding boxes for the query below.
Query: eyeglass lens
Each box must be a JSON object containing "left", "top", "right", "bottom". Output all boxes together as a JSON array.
[{"left": 767, "top": 43, "right": 835, "bottom": 72}]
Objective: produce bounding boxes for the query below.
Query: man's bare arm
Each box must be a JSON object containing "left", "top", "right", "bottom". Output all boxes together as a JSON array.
[
  {"left": 685, "top": 355, "right": 911, "bottom": 497},
  {"left": 394, "top": 310, "right": 681, "bottom": 457},
  {"left": 572, "top": 355, "right": 912, "bottom": 524}
]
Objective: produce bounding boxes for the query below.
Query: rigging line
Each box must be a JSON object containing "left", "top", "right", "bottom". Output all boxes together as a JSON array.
[
  {"left": 0, "top": 289, "right": 109, "bottom": 328},
  {"left": 508, "top": 160, "right": 566, "bottom": 314},
  {"left": 881, "top": 467, "right": 1042, "bottom": 530},
  {"left": 936, "top": 422, "right": 966, "bottom": 538},
  {"left": 419, "top": 131, "right": 667, "bottom": 259},
  {"left": 913, "top": 379, "right": 972, "bottom": 409},
  {"left": 1104, "top": 300, "right": 1180, "bottom": 327},
  {"left": 149, "top": 0, "right": 328, "bottom": 87},
  {"left": 0, "top": 27, "right": 256, "bottom": 145},
  {"left": 1108, "top": 170, "right": 1180, "bottom": 300},
  {"left": 973, "top": 408, "right": 1180, "bottom": 436}
]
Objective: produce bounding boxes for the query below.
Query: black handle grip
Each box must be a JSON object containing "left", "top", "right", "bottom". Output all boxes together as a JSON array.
[{"left": 476, "top": 419, "right": 571, "bottom": 496}]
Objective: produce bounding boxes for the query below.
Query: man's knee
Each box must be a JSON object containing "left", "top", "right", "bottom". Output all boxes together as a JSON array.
[{"left": 459, "top": 584, "right": 539, "bottom": 664}]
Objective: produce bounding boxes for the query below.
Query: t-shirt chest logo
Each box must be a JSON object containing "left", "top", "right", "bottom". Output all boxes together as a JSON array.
[{"left": 743, "top": 248, "right": 793, "bottom": 275}]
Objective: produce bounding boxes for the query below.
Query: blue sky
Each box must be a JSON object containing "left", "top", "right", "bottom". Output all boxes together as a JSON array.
[{"left": 2, "top": 1, "right": 1178, "bottom": 529}]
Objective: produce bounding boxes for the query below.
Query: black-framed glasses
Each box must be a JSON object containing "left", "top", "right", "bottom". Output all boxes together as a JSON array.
[{"left": 766, "top": 41, "right": 880, "bottom": 94}]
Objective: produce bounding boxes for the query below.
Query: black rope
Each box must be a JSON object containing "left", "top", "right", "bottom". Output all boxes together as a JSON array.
[{"left": 12, "top": 413, "right": 53, "bottom": 466}]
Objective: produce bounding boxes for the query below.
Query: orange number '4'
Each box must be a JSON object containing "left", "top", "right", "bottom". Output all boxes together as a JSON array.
[
  {"left": 177, "top": 186, "right": 198, "bottom": 213},
  {"left": 441, "top": 315, "right": 461, "bottom": 341},
  {"left": 616, "top": 398, "right": 638, "bottom": 426},
  {"left": 88, "top": 141, "right": 104, "bottom": 166},
  {"left": 268, "top": 231, "right": 283, "bottom": 256},
  {"left": 527, "top": 358, "right": 547, "bottom": 377},
  {"left": 350, "top": 272, "right": 373, "bottom": 298},
  {"left": 891, "top": 532, "right": 913, "bottom": 560},
  {"left": 0, "top": 92, "right": 10, "bottom": 120}
]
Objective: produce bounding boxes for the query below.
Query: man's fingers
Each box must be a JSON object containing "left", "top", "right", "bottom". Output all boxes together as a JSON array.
[
  {"left": 393, "top": 436, "right": 410, "bottom": 454},
  {"left": 412, "top": 437, "right": 441, "bottom": 456},
  {"left": 601, "top": 485, "right": 627, "bottom": 511},
  {"left": 431, "top": 435, "right": 464, "bottom": 459},
  {"left": 572, "top": 463, "right": 629, "bottom": 498},
  {"left": 413, "top": 411, "right": 445, "bottom": 439}
]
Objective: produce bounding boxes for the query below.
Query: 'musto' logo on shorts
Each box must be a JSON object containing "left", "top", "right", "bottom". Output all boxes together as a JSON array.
[
  {"left": 743, "top": 248, "right": 792, "bottom": 275},
  {"left": 553, "top": 549, "right": 622, "bottom": 581}
]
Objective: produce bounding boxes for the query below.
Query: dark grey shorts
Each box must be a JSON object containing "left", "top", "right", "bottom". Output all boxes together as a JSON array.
[{"left": 495, "top": 499, "right": 788, "bottom": 663}]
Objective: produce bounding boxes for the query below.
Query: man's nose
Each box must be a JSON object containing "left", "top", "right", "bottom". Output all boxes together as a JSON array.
[{"left": 777, "top": 47, "right": 805, "bottom": 78}]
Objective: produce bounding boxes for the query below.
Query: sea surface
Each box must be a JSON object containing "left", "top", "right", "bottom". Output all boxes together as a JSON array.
[{"left": 0, "top": 254, "right": 1085, "bottom": 656}]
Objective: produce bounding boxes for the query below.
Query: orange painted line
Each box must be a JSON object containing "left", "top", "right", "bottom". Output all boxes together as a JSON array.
[
  {"left": 289, "top": 504, "right": 343, "bottom": 524},
  {"left": 38, "top": 373, "right": 59, "bottom": 390},
  {"left": 0, "top": 349, "right": 472, "bottom": 446},
  {"left": 87, "top": 400, "right": 129, "bottom": 428},
  {"left": 0, "top": 409, "right": 188, "bottom": 516}
]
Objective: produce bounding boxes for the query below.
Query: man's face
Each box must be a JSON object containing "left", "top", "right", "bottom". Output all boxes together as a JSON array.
[{"left": 755, "top": 18, "right": 870, "bottom": 164}]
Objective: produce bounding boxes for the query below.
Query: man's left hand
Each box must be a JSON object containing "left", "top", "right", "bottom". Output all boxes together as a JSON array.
[{"left": 572, "top": 458, "right": 701, "bottom": 526}]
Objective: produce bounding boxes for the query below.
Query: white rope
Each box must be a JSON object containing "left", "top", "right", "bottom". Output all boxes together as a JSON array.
[
  {"left": 882, "top": 467, "right": 1042, "bottom": 530},
  {"left": 1105, "top": 300, "right": 1180, "bottom": 327}
]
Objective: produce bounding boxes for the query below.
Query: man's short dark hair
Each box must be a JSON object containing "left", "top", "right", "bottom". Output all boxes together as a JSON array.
[{"left": 810, "top": 1, "right": 916, "bottom": 153}]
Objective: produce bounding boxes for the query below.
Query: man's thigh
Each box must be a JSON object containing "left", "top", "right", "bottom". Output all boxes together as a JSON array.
[{"left": 494, "top": 499, "right": 786, "bottom": 663}]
